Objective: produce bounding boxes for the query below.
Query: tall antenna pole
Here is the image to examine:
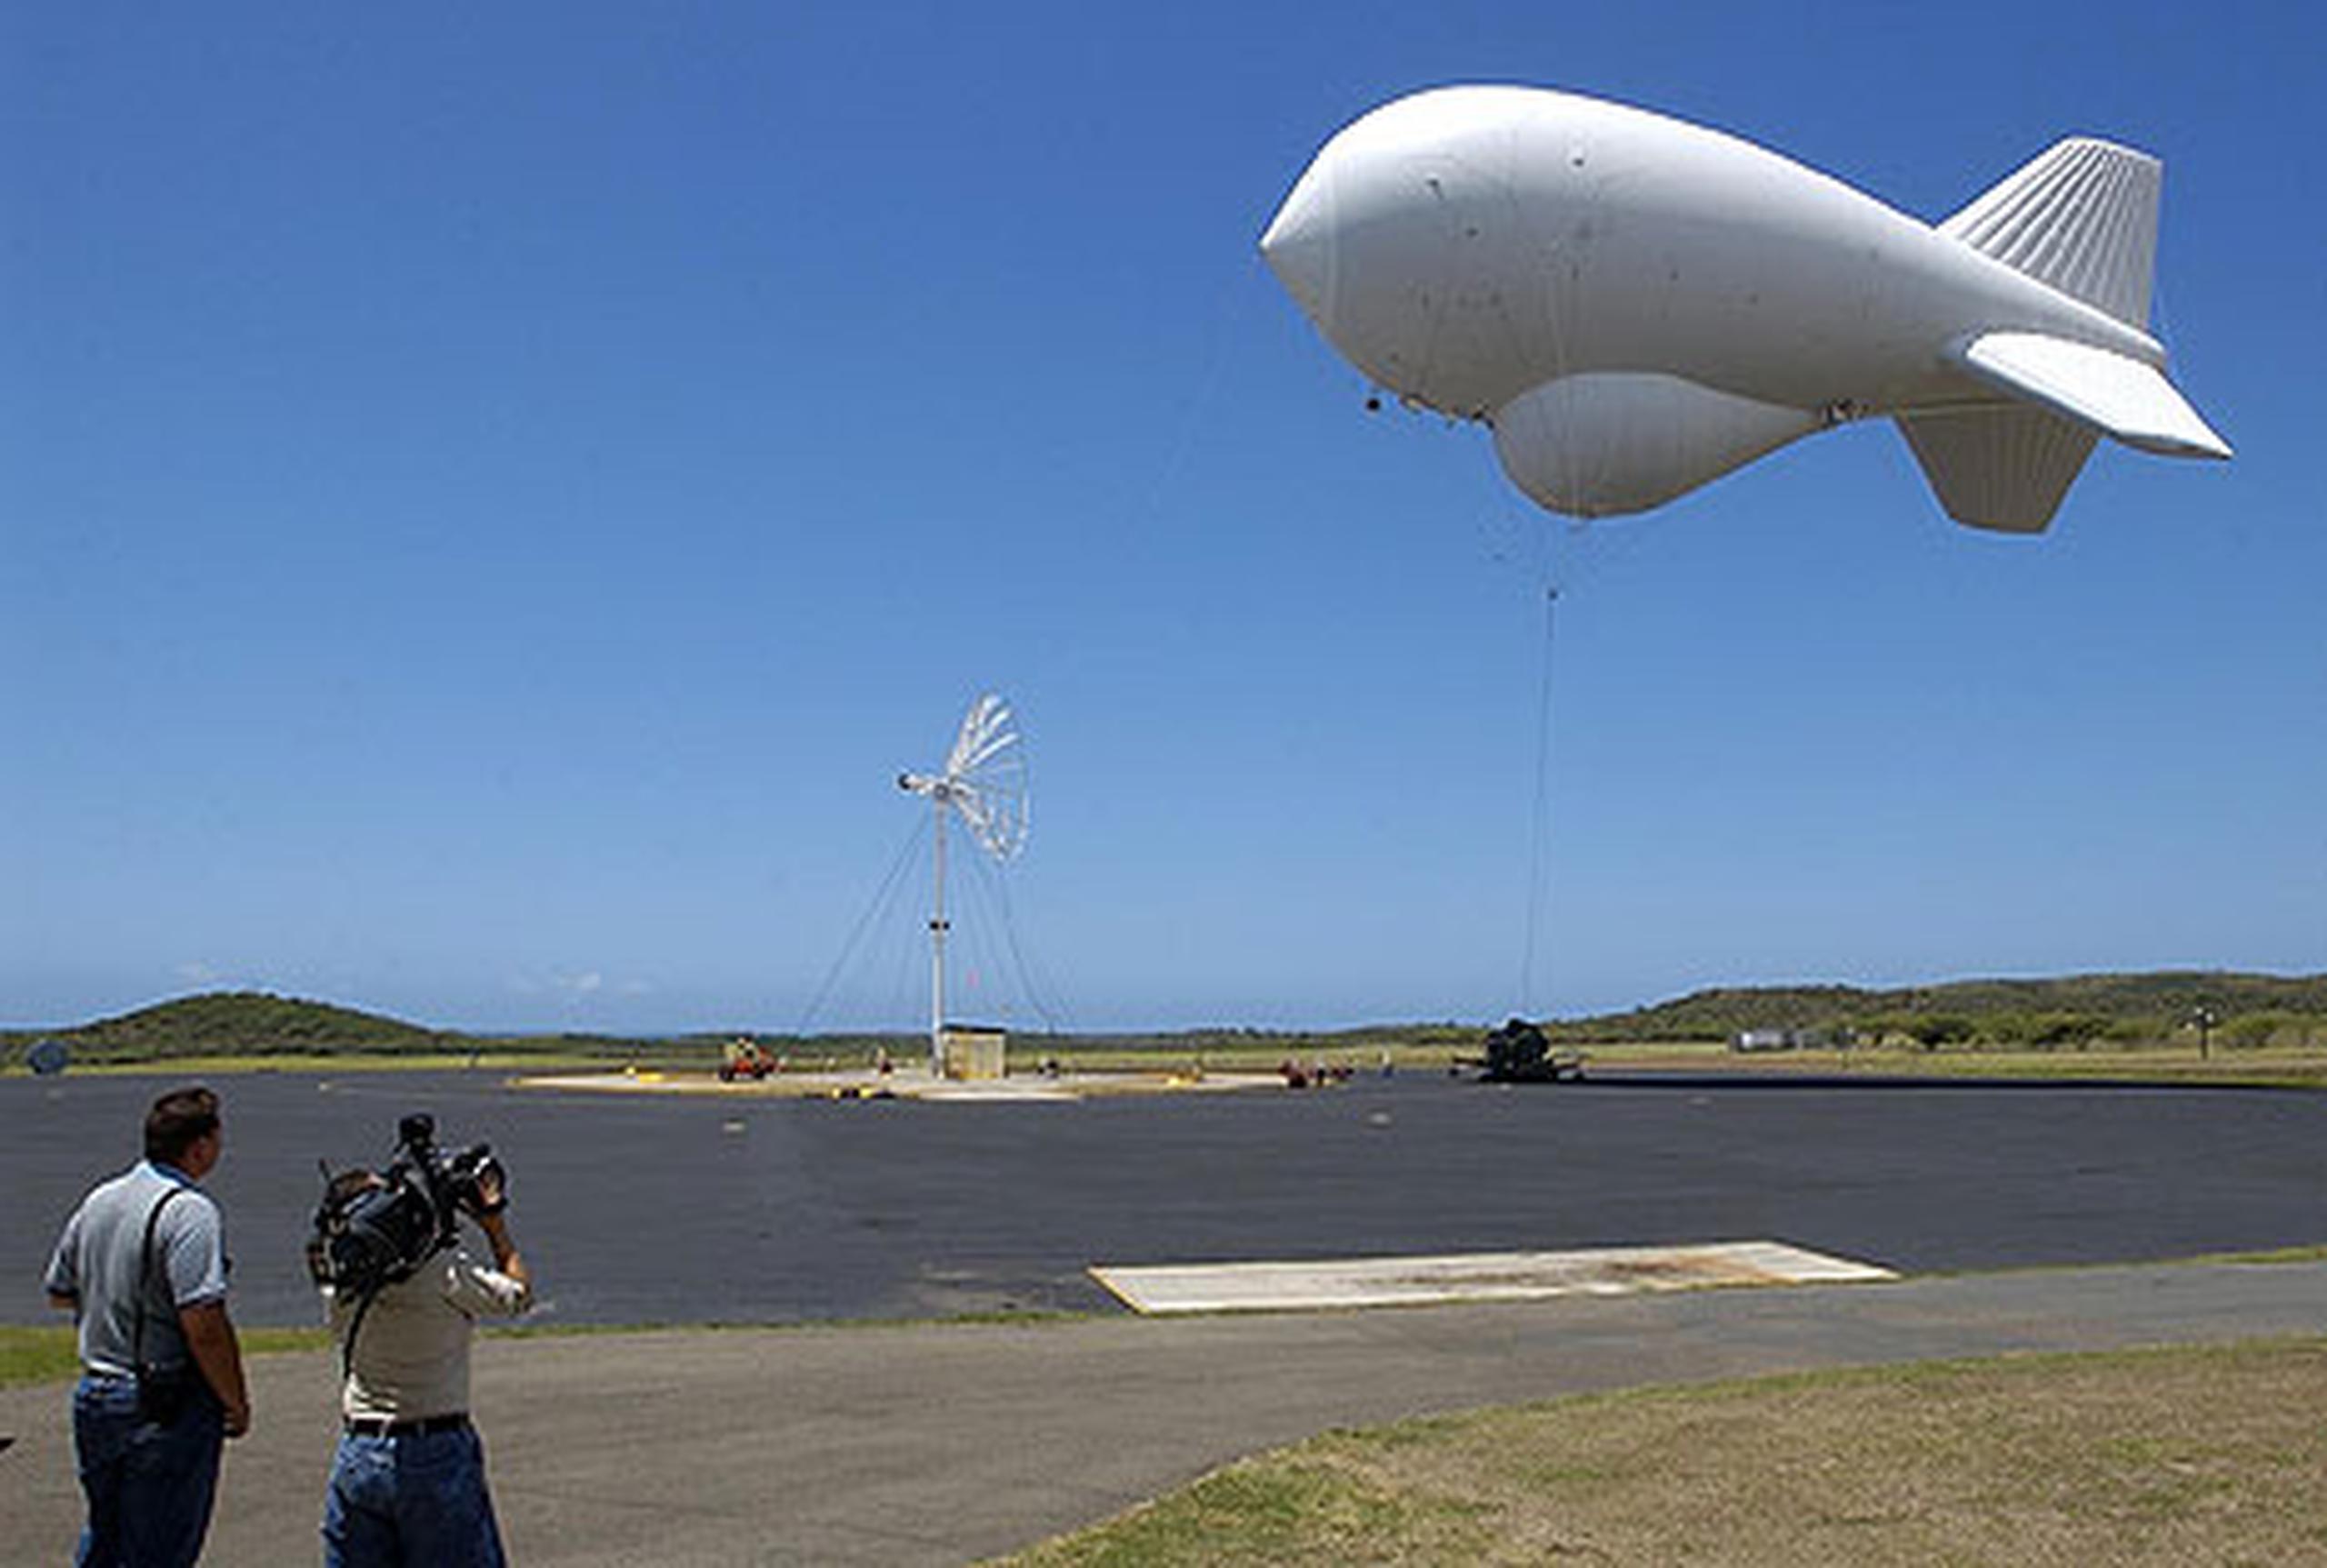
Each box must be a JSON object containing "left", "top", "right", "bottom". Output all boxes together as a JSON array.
[
  {"left": 929, "top": 789, "right": 949, "bottom": 1076},
  {"left": 901, "top": 694, "right": 1027, "bottom": 1079}
]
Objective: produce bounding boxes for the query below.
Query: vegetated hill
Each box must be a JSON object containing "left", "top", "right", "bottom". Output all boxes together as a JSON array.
[
  {"left": 15, "top": 973, "right": 2327, "bottom": 1065},
  {"left": 40, "top": 992, "right": 462, "bottom": 1060},
  {"left": 1568, "top": 971, "right": 2327, "bottom": 1044}
]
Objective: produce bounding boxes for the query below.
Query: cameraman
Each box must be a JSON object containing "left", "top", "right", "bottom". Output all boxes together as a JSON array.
[{"left": 319, "top": 1164, "right": 531, "bottom": 1568}]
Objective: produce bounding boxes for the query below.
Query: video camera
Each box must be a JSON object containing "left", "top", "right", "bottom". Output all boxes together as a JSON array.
[{"left": 309, "top": 1114, "right": 506, "bottom": 1296}]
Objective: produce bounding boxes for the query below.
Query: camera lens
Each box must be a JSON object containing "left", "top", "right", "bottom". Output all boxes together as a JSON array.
[{"left": 332, "top": 1180, "right": 438, "bottom": 1287}]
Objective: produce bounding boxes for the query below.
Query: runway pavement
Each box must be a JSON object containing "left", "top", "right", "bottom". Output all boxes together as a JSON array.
[
  {"left": 4, "top": 1260, "right": 2323, "bottom": 1564},
  {"left": 10, "top": 1068, "right": 2327, "bottom": 1328}
]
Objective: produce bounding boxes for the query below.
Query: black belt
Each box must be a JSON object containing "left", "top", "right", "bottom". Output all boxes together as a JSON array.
[{"left": 344, "top": 1413, "right": 470, "bottom": 1439}]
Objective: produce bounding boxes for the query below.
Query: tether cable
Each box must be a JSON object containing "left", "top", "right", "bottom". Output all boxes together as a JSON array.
[{"left": 1518, "top": 583, "right": 1559, "bottom": 1016}]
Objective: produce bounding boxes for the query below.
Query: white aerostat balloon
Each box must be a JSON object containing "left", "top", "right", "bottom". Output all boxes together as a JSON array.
[{"left": 1262, "top": 85, "right": 2229, "bottom": 532}]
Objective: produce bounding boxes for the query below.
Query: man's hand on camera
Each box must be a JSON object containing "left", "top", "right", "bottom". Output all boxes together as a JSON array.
[{"left": 470, "top": 1168, "right": 508, "bottom": 1217}]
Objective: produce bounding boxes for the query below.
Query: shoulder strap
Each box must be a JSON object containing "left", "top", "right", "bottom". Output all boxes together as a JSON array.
[{"left": 132, "top": 1186, "right": 185, "bottom": 1371}]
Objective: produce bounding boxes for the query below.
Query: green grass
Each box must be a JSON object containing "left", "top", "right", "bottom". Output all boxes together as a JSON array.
[
  {"left": 1564, "top": 1042, "right": 2327, "bottom": 1090},
  {"left": 0, "top": 1326, "right": 82, "bottom": 1388},
  {"left": 2186, "top": 1243, "right": 2327, "bottom": 1266},
  {"left": 476, "top": 1307, "right": 1102, "bottom": 1343},
  {"left": 1, "top": 1311, "right": 1103, "bottom": 1391},
  {"left": 0, "top": 1325, "right": 333, "bottom": 1390},
  {"left": 10, "top": 1053, "right": 619, "bottom": 1077},
  {"left": 998, "top": 1339, "right": 2327, "bottom": 1566},
  {"left": 1010, "top": 1461, "right": 1496, "bottom": 1567}
]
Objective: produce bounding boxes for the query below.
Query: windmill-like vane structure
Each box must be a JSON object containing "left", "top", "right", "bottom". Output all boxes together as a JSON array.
[{"left": 898, "top": 694, "right": 1028, "bottom": 1074}]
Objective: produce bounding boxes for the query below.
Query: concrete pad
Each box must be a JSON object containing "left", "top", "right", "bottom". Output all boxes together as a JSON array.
[
  {"left": 510, "top": 1067, "right": 854, "bottom": 1096},
  {"left": 1090, "top": 1240, "right": 1898, "bottom": 1313},
  {"left": 913, "top": 1080, "right": 1082, "bottom": 1103},
  {"left": 511, "top": 1066, "right": 1286, "bottom": 1102}
]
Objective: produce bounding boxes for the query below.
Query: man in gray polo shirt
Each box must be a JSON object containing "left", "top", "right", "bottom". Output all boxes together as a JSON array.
[{"left": 45, "top": 1084, "right": 252, "bottom": 1568}]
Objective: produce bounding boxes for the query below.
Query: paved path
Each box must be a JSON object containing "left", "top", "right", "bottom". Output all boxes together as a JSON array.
[{"left": 5, "top": 1261, "right": 2322, "bottom": 1565}]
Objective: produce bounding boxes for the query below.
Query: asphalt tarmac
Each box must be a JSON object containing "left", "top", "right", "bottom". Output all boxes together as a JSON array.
[{"left": 9, "top": 1067, "right": 2326, "bottom": 1328}]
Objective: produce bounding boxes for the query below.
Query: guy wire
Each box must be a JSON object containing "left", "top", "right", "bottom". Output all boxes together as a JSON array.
[{"left": 794, "top": 814, "right": 931, "bottom": 1037}]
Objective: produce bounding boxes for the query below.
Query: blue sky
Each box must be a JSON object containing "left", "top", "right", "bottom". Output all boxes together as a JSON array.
[{"left": 6, "top": 3, "right": 2321, "bottom": 1034}]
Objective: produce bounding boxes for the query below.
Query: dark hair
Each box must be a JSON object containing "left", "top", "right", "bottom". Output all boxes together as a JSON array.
[{"left": 145, "top": 1086, "right": 221, "bottom": 1166}]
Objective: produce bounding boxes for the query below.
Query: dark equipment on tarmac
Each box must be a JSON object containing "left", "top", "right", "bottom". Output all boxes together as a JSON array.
[
  {"left": 719, "top": 1037, "right": 779, "bottom": 1083},
  {"left": 1467, "top": 1018, "right": 1585, "bottom": 1084}
]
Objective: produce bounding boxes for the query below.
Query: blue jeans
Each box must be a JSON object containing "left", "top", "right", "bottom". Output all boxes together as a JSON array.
[
  {"left": 322, "top": 1424, "right": 507, "bottom": 1568},
  {"left": 70, "top": 1373, "right": 225, "bottom": 1568}
]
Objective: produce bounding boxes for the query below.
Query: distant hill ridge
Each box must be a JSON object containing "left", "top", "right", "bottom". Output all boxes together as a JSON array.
[
  {"left": 40, "top": 991, "right": 454, "bottom": 1057},
  {"left": 9, "top": 972, "right": 2325, "bottom": 1062},
  {"left": 1573, "top": 970, "right": 2327, "bottom": 1042}
]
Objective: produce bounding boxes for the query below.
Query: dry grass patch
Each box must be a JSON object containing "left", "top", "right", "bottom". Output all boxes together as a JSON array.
[{"left": 1004, "top": 1340, "right": 2327, "bottom": 1566}]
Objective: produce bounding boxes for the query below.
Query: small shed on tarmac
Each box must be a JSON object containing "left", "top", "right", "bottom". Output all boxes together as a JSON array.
[{"left": 941, "top": 1025, "right": 1007, "bottom": 1081}]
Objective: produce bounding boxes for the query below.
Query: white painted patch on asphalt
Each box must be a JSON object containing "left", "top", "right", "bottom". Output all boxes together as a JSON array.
[
  {"left": 1090, "top": 1241, "right": 1897, "bottom": 1314},
  {"left": 913, "top": 1082, "right": 1081, "bottom": 1103}
]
